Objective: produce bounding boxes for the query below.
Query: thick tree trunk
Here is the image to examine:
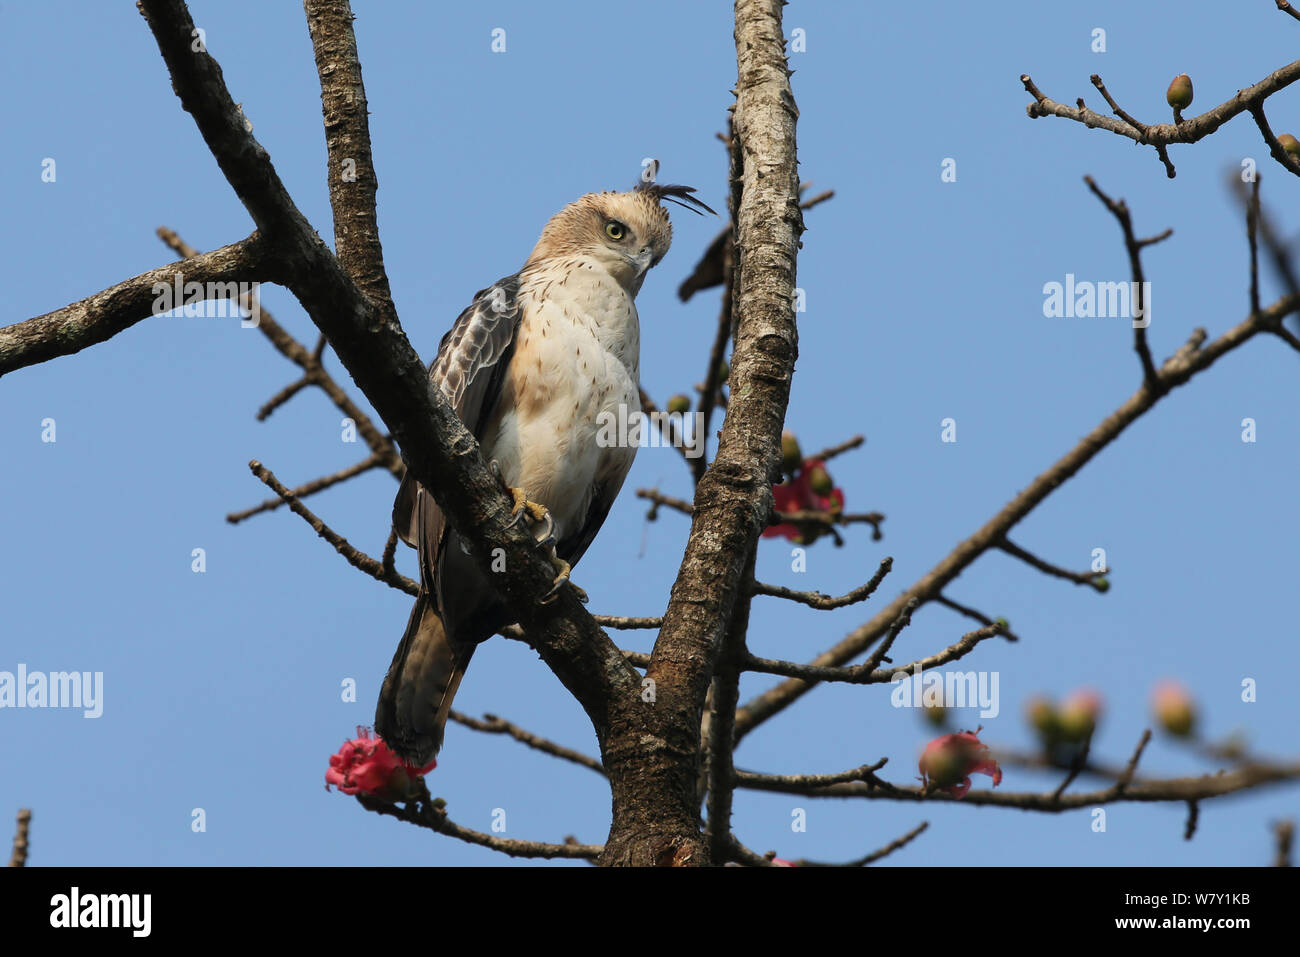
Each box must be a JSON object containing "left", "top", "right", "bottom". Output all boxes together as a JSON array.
[{"left": 597, "top": 0, "right": 803, "bottom": 866}]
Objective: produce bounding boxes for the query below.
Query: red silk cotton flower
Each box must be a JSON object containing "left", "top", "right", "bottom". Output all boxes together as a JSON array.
[
  {"left": 326, "top": 726, "right": 435, "bottom": 800},
  {"left": 764, "top": 458, "right": 845, "bottom": 542},
  {"left": 918, "top": 731, "right": 1002, "bottom": 799}
]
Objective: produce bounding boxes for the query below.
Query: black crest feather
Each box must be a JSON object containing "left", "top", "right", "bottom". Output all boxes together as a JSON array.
[{"left": 634, "top": 159, "right": 717, "bottom": 216}]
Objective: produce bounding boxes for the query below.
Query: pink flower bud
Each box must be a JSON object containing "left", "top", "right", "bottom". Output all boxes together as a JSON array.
[
  {"left": 1058, "top": 688, "right": 1103, "bottom": 742},
  {"left": 1152, "top": 681, "right": 1197, "bottom": 737}
]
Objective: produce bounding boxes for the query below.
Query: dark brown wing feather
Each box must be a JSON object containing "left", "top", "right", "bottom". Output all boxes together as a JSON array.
[
  {"left": 392, "top": 274, "right": 524, "bottom": 579},
  {"left": 379, "top": 275, "right": 523, "bottom": 763}
]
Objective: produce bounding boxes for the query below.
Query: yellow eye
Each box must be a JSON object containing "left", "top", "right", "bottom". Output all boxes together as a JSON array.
[{"left": 605, "top": 221, "right": 626, "bottom": 241}]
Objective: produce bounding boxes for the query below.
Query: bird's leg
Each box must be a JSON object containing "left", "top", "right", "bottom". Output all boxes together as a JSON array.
[
  {"left": 507, "top": 486, "right": 550, "bottom": 527},
  {"left": 487, "top": 460, "right": 582, "bottom": 603},
  {"left": 540, "top": 546, "right": 588, "bottom": 605},
  {"left": 488, "top": 459, "right": 551, "bottom": 529}
]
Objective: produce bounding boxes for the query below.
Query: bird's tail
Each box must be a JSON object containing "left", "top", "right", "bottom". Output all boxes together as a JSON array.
[{"left": 375, "top": 593, "right": 473, "bottom": 767}]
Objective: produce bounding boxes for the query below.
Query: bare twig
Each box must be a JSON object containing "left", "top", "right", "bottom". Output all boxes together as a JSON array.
[
  {"left": 771, "top": 508, "right": 886, "bottom": 542},
  {"left": 226, "top": 452, "right": 387, "bottom": 524},
  {"left": 257, "top": 374, "right": 315, "bottom": 421},
  {"left": 1050, "top": 734, "right": 1094, "bottom": 801},
  {"left": 799, "top": 188, "right": 835, "bottom": 211},
  {"left": 862, "top": 599, "right": 919, "bottom": 672},
  {"left": 449, "top": 711, "right": 605, "bottom": 776},
  {"left": 1022, "top": 58, "right": 1300, "bottom": 174},
  {"left": 248, "top": 459, "right": 418, "bottom": 595},
  {"left": 802, "top": 434, "right": 865, "bottom": 464},
  {"left": 750, "top": 557, "right": 891, "bottom": 609},
  {"left": 934, "top": 594, "right": 1021, "bottom": 642},
  {"left": 736, "top": 758, "right": 1300, "bottom": 810},
  {"left": 793, "top": 820, "right": 929, "bottom": 867},
  {"left": 734, "top": 760, "right": 888, "bottom": 791},
  {"left": 997, "top": 537, "right": 1107, "bottom": 588},
  {"left": 638, "top": 389, "right": 698, "bottom": 474},
  {"left": 593, "top": 614, "right": 663, "bottom": 630},
  {"left": 693, "top": 270, "right": 733, "bottom": 483},
  {"left": 1248, "top": 176, "right": 1262, "bottom": 321},
  {"left": 1089, "top": 74, "right": 1151, "bottom": 141},
  {"left": 9, "top": 810, "right": 31, "bottom": 867},
  {"left": 635, "top": 488, "right": 695, "bottom": 517},
  {"left": 742, "top": 623, "right": 1002, "bottom": 684},
  {"left": 1083, "top": 176, "right": 1170, "bottom": 388},
  {"left": 1116, "top": 731, "right": 1154, "bottom": 794},
  {"left": 356, "top": 781, "right": 601, "bottom": 860},
  {"left": 155, "top": 228, "right": 403, "bottom": 477},
  {"left": 1274, "top": 819, "right": 1294, "bottom": 866}
]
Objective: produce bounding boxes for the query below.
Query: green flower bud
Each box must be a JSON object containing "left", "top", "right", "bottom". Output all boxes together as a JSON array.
[
  {"left": 1026, "top": 696, "right": 1058, "bottom": 738},
  {"left": 781, "top": 430, "right": 802, "bottom": 474},
  {"left": 807, "top": 465, "right": 833, "bottom": 497},
  {"left": 1166, "top": 74, "right": 1193, "bottom": 111},
  {"left": 666, "top": 394, "right": 691, "bottom": 415}
]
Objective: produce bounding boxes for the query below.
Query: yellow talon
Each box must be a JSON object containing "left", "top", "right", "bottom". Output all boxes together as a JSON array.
[
  {"left": 507, "top": 486, "right": 550, "bottom": 525},
  {"left": 540, "top": 555, "right": 589, "bottom": 605}
]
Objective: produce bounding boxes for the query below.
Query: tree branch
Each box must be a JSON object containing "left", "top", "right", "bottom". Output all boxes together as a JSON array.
[
  {"left": 154, "top": 227, "right": 401, "bottom": 476},
  {"left": 735, "top": 281, "right": 1300, "bottom": 739},
  {"left": 741, "top": 623, "right": 1002, "bottom": 683},
  {"left": 8, "top": 809, "right": 31, "bottom": 867},
  {"left": 448, "top": 711, "right": 606, "bottom": 776},
  {"left": 304, "top": 0, "right": 398, "bottom": 321},
  {"left": 0, "top": 237, "right": 265, "bottom": 376},
  {"left": 736, "top": 758, "right": 1300, "bottom": 810},
  {"left": 1082, "top": 176, "right": 1171, "bottom": 388},
  {"left": 749, "top": 557, "right": 891, "bottom": 609},
  {"left": 996, "top": 536, "right": 1107, "bottom": 588},
  {"left": 793, "top": 819, "right": 929, "bottom": 867},
  {"left": 228, "top": 452, "right": 387, "bottom": 524},
  {"left": 705, "top": 548, "right": 755, "bottom": 863},
  {"left": 595, "top": 0, "right": 804, "bottom": 867},
  {"left": 247, "top": 459, "right": 417, "bottom": 594},
  {"left": 138, "top": 0, "right": 641, "bottom": 779},
  {"left": 356, "top": 782, "right": 601, "bottom": 860},
  {"left": 1021, "top": 57, "right": 1300, "bottom": 168}
]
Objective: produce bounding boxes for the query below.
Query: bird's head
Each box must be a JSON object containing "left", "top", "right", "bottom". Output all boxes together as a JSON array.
[{"left": 526, "top": 170, "right": 714, "bottom": 293}]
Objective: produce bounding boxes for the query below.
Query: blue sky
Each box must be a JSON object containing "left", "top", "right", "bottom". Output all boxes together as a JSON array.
[{"left": 2, "top": 1, "right": 1296, "bottom": 866}]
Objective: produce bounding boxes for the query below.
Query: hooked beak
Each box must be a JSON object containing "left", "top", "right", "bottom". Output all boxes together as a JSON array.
[{"left": 630, "top": 246, "right": 654, "bottom": 276}]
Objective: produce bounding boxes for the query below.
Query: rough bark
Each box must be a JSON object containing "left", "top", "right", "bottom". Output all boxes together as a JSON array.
[
  {"left": 0, "top": 237, "right": 264, "bottom": 376},
  {"left": 596, "top": 0, "right": 803, "bottom": 866}
]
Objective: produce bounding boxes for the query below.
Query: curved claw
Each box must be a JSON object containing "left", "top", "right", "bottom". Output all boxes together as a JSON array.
[
  {"left": 539, "top": 554, "right": 587, "bottom": 604},
  {"left": 533, "top": 510, "right": 555, "bottom": 546},
  {"left": 504, "top": 484, "right": 551, "bottom": 531}
]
